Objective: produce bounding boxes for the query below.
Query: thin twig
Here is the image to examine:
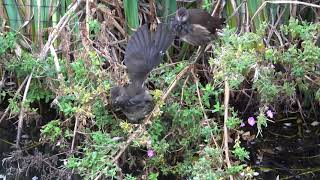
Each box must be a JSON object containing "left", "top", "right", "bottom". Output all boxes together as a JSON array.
[
  {"left": 242, "top": 89, "right": 254, "bottom": 115},
  {"left": 192, "top": 46, "right": 206, "bottom": 64},
  {"left": 162, "top": 65, "right": 192, "bottom": 100},
  {"left": 223, "top": 77, "right": 233, "bottom": 180},
  {"left": 191, "top": 70, "right": 208, "bottom": 120},
  {"left": 227, "top": 0, "right": 241, "bottom": 30},
  {"left": 212, "top": 0, "right": 221, "bottom": 16},
  {"left": 86, "top": 0, "right": 91, "bottom": 35},
  {"left": 296, "top": 99, "right": 309, "bottom": 130},
  {"left": 71, "top": 114, "right": 80, "bottom": 151},
  {"left": 152, "top": 62, "right": 181, "bottom": 72},
  {"left": 16, "top": 71, "right": 33, "bottom": 148},
  {"left": 224, "top": 0, "right": 246, "bottom": 23},
  {"left": 305, "top": 75, "right": 320, "bottom": 86},
  {"left": 40, "top": 0, "right": 81, "bottom": 60},
  {"left": 0, "top": 76, "right": 29, "bottom": 124},
  {"left": 149, "top": 0, "right": 156, "bottom": 23},
  {"left": 180, "top": 75, "right": 190, "bottom": 104},
  {"left": 114, "top": 0, "right": 124, "bottom": 27},
  {"left": 245, "top": 1, "right": 250, "bottom": 32},
  {"left": 266, "top": 8, "right": 286, "bottom": 45},
  {"left": 50, "top": 45, "right": 64, "bottom": 84}
]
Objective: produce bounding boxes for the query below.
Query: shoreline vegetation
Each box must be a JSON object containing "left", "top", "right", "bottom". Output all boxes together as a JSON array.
[{"left": 0, "top": 0, "right": 320, "bottom": 179}]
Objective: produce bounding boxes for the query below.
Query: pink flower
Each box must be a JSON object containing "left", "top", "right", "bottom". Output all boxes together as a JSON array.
[
  {"left": 147, "top": 149, "right": 154, "bottom": 158},
  {"left": 248, "top": 117, "right": 256, "bottom": 126},
  {"left": 240, "top": 122, "right": 245, "bottom": 127},
  {"left": 266, "top": 110, "right": 274, "bottom": 119}
]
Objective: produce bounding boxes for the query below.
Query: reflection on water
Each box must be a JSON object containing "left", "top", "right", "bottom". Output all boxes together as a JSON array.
[{"left": 246, "top": 117, "right": 320, "bottom": 179}]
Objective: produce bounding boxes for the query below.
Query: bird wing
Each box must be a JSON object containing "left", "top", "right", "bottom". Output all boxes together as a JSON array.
[
  {"left": 181, "top": 24, "right": 212, "bottom": 46},
  {"left": 188, "top": 9, "right": 225, "bottom": 34},
  {"left": 124, "top": 23, "right": 174, "bottom": 87}
]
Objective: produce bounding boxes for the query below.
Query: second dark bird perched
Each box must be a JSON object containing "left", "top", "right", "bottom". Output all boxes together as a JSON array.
[
  {"left": 170, "top": 7, "right": 225, "bottom": 46},
  {"left": 110, "top": 24, "right": 174, "bottom": 123}
]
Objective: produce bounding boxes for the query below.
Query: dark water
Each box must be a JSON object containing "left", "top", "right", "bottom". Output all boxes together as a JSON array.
[{"left": 247, "top": 118, "right": 320, "bottom": 179}]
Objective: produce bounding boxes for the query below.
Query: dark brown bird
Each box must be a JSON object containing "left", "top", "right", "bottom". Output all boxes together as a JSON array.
[
  {"left": 110, "top": 23, "right": 174, "bottom": 123},
  {"left": 170, "top": 7, "right": 225, "bottom": 46}
]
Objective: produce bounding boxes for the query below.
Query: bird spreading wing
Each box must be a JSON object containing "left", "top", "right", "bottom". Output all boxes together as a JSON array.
[
  {"left": 124, "top": 23, "right": 174, "bottom": 88},
  {"left": 110, "top": 23, "right": 174, "bottom": 122}
]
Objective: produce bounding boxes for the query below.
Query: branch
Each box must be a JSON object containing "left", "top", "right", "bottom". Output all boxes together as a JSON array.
[
  {"left": 16, "top": 71, "right": 33, "bottom": 148},
  {"left": 71, "top": 114, "right": 80, "bottom": 151},
  {"left": 223, "top": 77, "right": 233, "bottom": 180}
]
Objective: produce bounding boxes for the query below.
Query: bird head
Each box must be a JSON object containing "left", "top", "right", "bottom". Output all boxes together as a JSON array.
[
  {"left": 110, "top": 86, "right": 125, "bottom": 109},
  {"left": 176, "top": 7, "right": 189, "bottom": 23}
]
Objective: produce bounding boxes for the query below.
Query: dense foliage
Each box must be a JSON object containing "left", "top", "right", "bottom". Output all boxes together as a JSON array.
[{"left": 0, "top": 0, "right": 319, "bottom": 179}]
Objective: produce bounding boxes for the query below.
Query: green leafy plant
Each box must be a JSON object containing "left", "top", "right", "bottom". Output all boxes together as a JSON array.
[
  {"left": 0, "top": 32, "right": 16, "bottom": 55},
  {"left": 89, "top": 19, "right": 101, "bottom": 36},
  {"left": 8, "top": 97, "right": 20, "bottom": 114},
  {"left": 232, "top": 140, "right": 250, "bottom": 161},
  {"left": 227, "top": 110, "right": 242, "bottom": 129},
  {"left": 40, "top": 120, "right": 62, "bottom": 143},
  {"left": 66, "top": 131, "right": 120, "bottom": 179}
]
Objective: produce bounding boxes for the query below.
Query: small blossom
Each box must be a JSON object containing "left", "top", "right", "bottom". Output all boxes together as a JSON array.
[
  {"left": 266, "top": 110, "right": 274, "bottom": 119},
  {"left": 32, "top": 176, "right": 38, "bottom": 180},
  {"left": 147, "top": 149, "right": 154, "bottom": 158},
  {"left": 240, "top": 122, "right": 245, "bottom": 127},
  {"left": 248, "top": 117, "right": 256, "bottom": 126}
]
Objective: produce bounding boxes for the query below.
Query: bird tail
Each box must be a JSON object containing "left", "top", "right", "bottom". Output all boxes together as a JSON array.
[
  {"left": 125, "top": 23, "right": 174, "bottom": 64},
  {"left": 153, "top": 23, "right": 175, "bottom": 55},
  {"left": 125, "top": 24, "right": 151, "bottom": 60},
  {"left": 124, "top": 23, "right": 174, "bottom": 87}
]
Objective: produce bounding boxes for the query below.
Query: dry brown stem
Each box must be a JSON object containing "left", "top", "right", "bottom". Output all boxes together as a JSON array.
[
  {"left": 223, "top": 77, "right": 233, "bottom": 180},
  {"left": 16, "top": 71, "right": 33, "bottom": 148}
]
